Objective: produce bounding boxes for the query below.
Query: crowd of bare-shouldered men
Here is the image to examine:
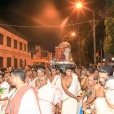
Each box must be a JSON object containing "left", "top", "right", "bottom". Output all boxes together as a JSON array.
[{"left": 0, "top": 63, "right": 114, "bottom": 114}]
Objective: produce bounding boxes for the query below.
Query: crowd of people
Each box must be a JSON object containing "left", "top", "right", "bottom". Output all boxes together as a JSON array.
[{"left": 0, "top": 63, "right": 114, "bottom": 114}]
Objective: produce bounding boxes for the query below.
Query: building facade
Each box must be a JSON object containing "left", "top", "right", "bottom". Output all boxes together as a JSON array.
[
  {"left": 33, "top": 45, "right": 52, "bottom": 61},
  {"left": 0, "top": 27, "right": 31, "bottom": 68}
]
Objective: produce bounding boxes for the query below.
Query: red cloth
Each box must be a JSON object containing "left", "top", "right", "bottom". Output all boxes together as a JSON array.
[{"left": 5, "top": 85, "right": 40, "bottom": 114}]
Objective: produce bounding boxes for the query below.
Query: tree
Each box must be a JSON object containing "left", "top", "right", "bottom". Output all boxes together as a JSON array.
[
  {"left": 103, "top": 0, "right": 114, "bottom": 62},
  {"left": 104, "top": 18, "right": 114, "bottom": 53}
]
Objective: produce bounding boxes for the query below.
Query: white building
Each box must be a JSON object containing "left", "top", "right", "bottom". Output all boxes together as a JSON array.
[{"left": 0, "top": 27, "right": 32, "bottom": 68}]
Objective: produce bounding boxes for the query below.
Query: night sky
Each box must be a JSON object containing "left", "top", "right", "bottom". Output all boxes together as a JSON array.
[{"left": 0, "top": 0, "right": 106, "bottom": 64}]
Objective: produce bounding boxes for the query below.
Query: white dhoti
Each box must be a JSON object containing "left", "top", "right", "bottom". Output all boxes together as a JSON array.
[
  {"left": 38, "top": 84, "right": 59, "bottom": 114},
  {"left": 61, "top": 73, "right": 79, "bottom": 114},
  {"left": 62, "top": 97, "right": 77, "bottom": 114},
  {"left": 51, "top": 75, "right": 62, "bottom": 103}
]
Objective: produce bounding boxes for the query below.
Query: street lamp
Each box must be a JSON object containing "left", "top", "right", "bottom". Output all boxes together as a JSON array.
[
  {"left": 76, "top": 2, "right": 82, "bottom": 9},
  {"left": 71, "top": 32, "right": 81, "bottom": 65},
  {"left": 75, "top": 2, "right": 96, "bottom": 65},
  {"left": 71, "top": 32, "right": 76, "bottom": 37}
]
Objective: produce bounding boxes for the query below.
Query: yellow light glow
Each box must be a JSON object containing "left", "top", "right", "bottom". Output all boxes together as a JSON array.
[
  {"left": 71, "top": 32, "right": 75, "bottom": 37},
  {"left": 76, "top": 2, "right": 82, "bottom": 9}
]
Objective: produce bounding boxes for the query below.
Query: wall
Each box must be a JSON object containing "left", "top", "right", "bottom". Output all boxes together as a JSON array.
[{"left": 0, "top": 27, "right": 32, "bottom": 68}]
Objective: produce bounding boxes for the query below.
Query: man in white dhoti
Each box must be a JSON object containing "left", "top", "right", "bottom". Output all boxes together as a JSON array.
[
  {"left": 49, "top": 67, "right": 62, "bottom": 102},
  {"left": 61, "top": 67, "right": 80, "bottom": 114},
  {"left": 37, "top": 67, "right": 50, "bottom": 84},
  {"left": 37, "top": 67, "right": 45, "bottom": 77},
  {"left": 49, "top": 67, "right": 63, "bottom": 113},
  {"left": 36, "top": 75, "right": 59, "bottom": 114},
  {"left": 29, "top": 70, "right": 38, "bottom": 86}
]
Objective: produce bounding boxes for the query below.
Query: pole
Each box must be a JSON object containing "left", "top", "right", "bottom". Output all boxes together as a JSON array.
[
  {"left": 100, "top": 40, "right": 103, "bottom": 65},
  {"left": 79, "top": 37, "right": 81, "bottom": 66},
  {"left": 93, "top": 11, "right": 96, "bottom": 65}
]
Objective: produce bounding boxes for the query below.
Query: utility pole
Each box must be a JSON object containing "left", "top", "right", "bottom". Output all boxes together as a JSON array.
[
  {"left": 93, "top": 11, "right": 96, "bottom": 65},
  {"left": 100, "top": 40, "right": 103, "bottom": 65},
  {"left": 79, "top": 37, "right": 81, "bottom": 66}
]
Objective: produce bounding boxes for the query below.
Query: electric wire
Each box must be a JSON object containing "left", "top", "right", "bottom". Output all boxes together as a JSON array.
[{"left": 0, "top": 20, "right": 91, "bottom": 28}]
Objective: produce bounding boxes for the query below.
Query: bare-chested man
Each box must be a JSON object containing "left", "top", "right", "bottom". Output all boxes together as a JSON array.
[
  {"left": 94, "top": 77, "right": 114, "bottom": 114},
  {"left": 61, "top": 67, "right": 79, "bottom": 114},
  {"left": 81, "top": 67, "right": 94, "bottom": 92},
  {"left": 83, "top": 65, "right": 113, "bottom": 110},
  {"left": 79, "top": 74, "right": 98, "bottom": 101},
  {"left": 78, "top": 74, "right": 98, "bottom": 113}
]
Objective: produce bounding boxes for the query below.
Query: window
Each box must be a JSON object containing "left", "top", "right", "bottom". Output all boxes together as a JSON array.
[
  {"left": 20, "top": 42, "right": 22, "bottom": 50},
  {"left": 25, "top": 59, "right": 26, "bottom": 66},
  {"left": 7, "top": 57, "right": 11, "bottom": 67},
  {"left": 7, "top": 37, "right": 11, "bottom": 47},
  {"left": 0, "top": 57, "right": 3, "bottom": 67},
  {"left": 24, "top": 44, "right": 26, "bottom": 51},
  {"left": 0, "top": 34, "right": 3, "bottom": 45},
  {"left": 14, "top": 58, "right": 18, "bottom": 68},
  {"left": 14, "top": 40, "right": 17, "bottom": 49},
  {"left": 20, "top": 59, "right": 23, "bottom": 67}
]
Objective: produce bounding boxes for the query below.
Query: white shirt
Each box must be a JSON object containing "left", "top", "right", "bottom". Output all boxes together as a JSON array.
[{"left": 51, "top": 75, "right": 62, "bottom": 103}]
